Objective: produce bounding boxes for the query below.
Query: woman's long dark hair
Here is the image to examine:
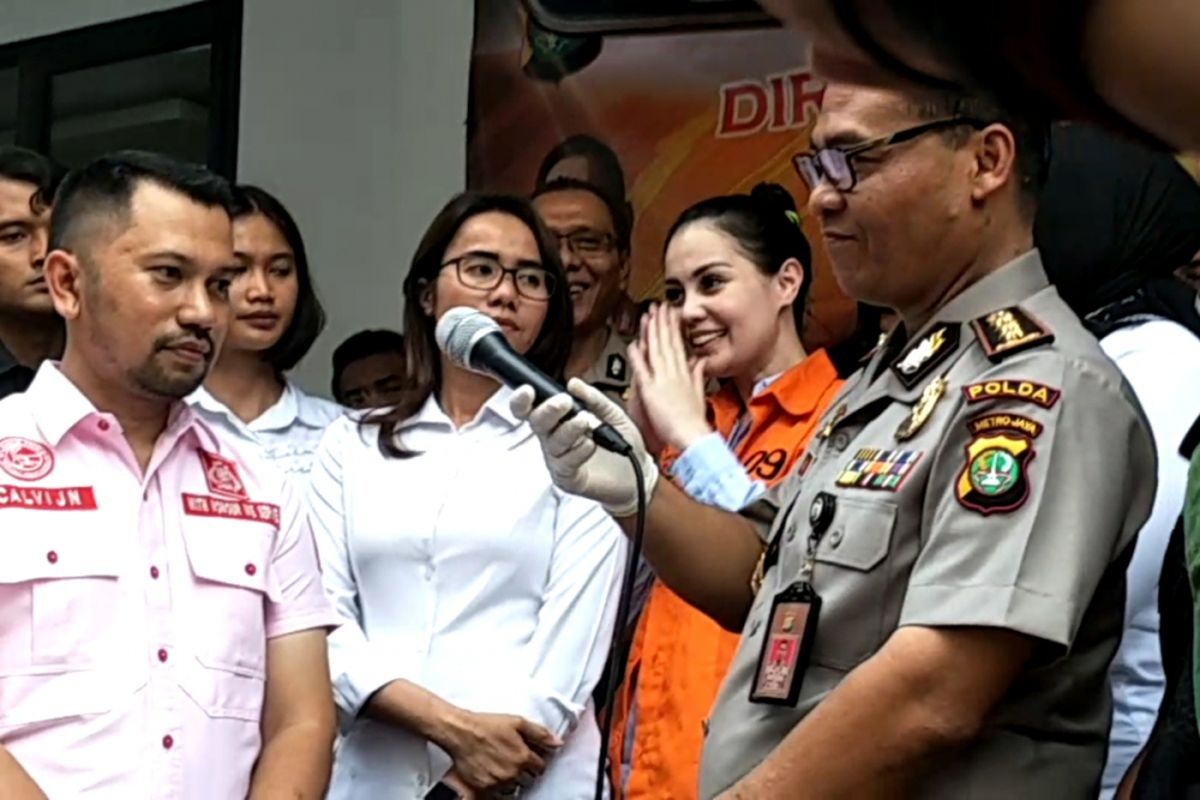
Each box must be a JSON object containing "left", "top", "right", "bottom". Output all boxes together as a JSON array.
[{"left": 370, "top": 192, "right": 573, "bottom": 458}]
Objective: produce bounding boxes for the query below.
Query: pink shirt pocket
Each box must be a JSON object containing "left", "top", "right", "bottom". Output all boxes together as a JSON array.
[
  {"left": 177, "top": 520, "right": 273, "bottom": 722},
  {"left": 0, "top": 528, "right": 123, "bottom": 728}
]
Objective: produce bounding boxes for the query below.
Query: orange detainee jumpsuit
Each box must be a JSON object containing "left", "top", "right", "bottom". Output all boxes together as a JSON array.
[{"left": 610, "top": 349, "right": 843, "bottom": 799}]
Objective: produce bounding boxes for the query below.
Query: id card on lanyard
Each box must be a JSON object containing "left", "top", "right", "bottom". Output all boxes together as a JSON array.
[{"left": 749, "top": 491, "right": 835, "bottom": 706}]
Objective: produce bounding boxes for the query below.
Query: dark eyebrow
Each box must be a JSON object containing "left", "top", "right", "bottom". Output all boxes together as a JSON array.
[
  {"left": 814, "top": 130, "right": 871, "bottom": 150},
  {"left": 455, "top": 249, "right": 543, "bottom": 269},
  {"left": 143, "top": 250, "right": 196, "bottom": 265},
  {"left": 0, "top": 217, "right": 31, "bottom": 229},
  {"left": 690, "top": 261, "right": 732, "bottom": 279},
  {"left": 457, "top": 248, "right": 500, "bottom": 261}
]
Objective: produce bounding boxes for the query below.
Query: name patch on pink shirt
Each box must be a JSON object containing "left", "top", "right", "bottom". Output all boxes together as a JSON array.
[
  {"left": 182, "top": 493, "right": 280, "bottom": 527},
  {"left": 0, "top": 484, "right": 97, "bottom": 510}
]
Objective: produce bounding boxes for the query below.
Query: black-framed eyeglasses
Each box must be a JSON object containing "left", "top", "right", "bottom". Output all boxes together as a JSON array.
[
  {"left": 792, "top": 117, "right": 985, "bottom": 193},
  {"left": 554, "top": 229, "right": 616, "bottom": 258},
  {"left": 442, "top": 255, "right": 557, "bottom": 301}
]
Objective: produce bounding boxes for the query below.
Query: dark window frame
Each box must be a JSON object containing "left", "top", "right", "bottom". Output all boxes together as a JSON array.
[{"left": 2, "top": 0, "right": 242, "bottom": 177}]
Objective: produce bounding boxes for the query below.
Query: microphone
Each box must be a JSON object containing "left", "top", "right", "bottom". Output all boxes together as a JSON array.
[{"left": 435, "top": 307, "right": 632, "bottom": 455}]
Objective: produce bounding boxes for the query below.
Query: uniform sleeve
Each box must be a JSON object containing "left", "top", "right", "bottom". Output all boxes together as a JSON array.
[
  {"left": 307, "top": 418, "right": 412, "bottom": 725},
  {"left": 740, "top": 476, "right": 788, "bottom": 545},
  {"left": 264, "top": 474, "right": 343, "bottom": 639},
  {"left": 900, "top": 353, "right": 1157, "bottom": 649},
  {"left": 669, "top": 432, "right": 767, "bottom": 511},
  {"left": 507, "top": 493, "right": 628, "bottom": 737}
]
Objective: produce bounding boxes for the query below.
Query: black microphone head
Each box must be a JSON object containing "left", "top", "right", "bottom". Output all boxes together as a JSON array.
[{"left": 435, "top": 307, "right": 501, "bottom": 371}]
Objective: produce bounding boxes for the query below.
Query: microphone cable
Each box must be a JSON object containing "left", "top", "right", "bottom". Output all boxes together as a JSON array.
[{"left": 593, "top": 454, "right": 648, "bottom": 800}]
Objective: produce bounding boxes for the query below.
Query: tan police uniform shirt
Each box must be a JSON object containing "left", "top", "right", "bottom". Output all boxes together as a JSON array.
[
  {"left": 578, "top": 326, "right": 633, "bottom": 408},
  {"left": 699, "top": 250, "right": 1157, "bottom": 799}
]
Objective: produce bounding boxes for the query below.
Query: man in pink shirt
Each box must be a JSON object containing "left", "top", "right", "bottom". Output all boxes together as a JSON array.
[{"left": 0, "top": 151, "right": 341, "bottom": 799}]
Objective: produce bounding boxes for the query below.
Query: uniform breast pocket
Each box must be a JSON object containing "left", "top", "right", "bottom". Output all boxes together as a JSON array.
[
  {"left": 0, "top": 530, "right": 122, "bottom": 675},
  {"left": 180, "top": 523, "right": 274, "bottom": 679},
  {"left": 810, "top": 496, "right": 897, "bottom": 671}
]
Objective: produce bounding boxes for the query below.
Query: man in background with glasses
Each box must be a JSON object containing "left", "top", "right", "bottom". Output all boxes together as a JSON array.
[
  {"left": 511, "top": 80, "right": 1156, "bottom": 798},
  {"left": 533, "top": 178, "right": 634, "bottom": 404}
]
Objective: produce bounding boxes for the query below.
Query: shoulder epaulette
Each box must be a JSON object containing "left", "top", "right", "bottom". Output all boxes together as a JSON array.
[{"left": 970, "top": 306, "right": 1055, "bottom": 363}]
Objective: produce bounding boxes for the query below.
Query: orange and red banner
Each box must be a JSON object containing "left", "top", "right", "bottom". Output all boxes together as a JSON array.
[{"left": 467, "top": 2, "right": 855, "bottom": 349}]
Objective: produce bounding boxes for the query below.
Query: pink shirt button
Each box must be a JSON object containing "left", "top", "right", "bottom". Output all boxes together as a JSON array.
[
  {"left": 157, "top": 648, "right": 168, "bottom": 663},
  {"left": 98, "top": 420, "right": 110, "bottom": 432},
  {"left": 46, "top": 551, "right": 58, "bottom": 564},
  {"left": 162, "top": 734, "right": 174, "bottom": 750},
  {"left": 150, "top": 565, "right": 160, "bottom": 579},
  {"left": 244, "top": 564, "right": 257, "bottom": 576}
]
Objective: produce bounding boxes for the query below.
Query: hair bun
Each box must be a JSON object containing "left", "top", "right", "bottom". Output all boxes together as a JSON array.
[{"left": 749, "top": 182, "right": 798, "bottom": 218}]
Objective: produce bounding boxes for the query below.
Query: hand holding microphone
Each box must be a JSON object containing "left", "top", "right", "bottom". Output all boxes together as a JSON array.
[{"left": 436, "top": 307, "right": 658, "bottom": 517}]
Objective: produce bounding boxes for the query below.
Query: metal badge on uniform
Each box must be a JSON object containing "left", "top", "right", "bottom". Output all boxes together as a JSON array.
[
  {"left": 606, "top": 353, "right": 627, "bottom": 382},
  {"left": 895, "top": 374, "right": 948, "bottom": 441},
  {"left": 890, "top": 323, "right": 960, "bottom": 389},
  {"left": 750, "top": 581, "right": 821, "bottom": 706},
  {"left": 971, "top": 306, "right": 1054, "bottom": 363},
  {"left": 819, "top": 404, "right": 848, "bottom": 440}
]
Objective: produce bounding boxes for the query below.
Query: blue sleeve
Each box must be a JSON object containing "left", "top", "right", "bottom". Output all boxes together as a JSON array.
[{"left": 668, "top": 432, "right": 766, "bottom": 511}]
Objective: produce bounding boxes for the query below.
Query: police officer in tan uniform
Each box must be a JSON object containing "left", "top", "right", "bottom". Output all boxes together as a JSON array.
[
  {"left": 511, "top": 81, "right": 1157, "bottom": 799},
  {"left": 532, "top": 177, "right": 633, "bottom": 406}
]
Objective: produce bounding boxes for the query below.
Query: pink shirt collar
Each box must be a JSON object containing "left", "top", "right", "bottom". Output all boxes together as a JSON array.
[{"left": 25, "top": 362, "right": 220, "bottom": 453}]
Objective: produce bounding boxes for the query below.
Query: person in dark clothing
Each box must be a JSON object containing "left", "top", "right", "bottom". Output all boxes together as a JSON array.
[
  {"left": 0, "top": 148, "right": 64, "bottom": 399},
  {"left": 1036, "top": 121, "right": 1200, "bottom": 798}
]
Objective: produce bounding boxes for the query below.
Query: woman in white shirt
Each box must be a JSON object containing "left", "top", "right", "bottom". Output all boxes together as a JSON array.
[
  {"left": 189, "top": 185, "right": 342, "bottom": 480},
  {"left": 309, "top": 192, "right": 627, "bottom": 800}
]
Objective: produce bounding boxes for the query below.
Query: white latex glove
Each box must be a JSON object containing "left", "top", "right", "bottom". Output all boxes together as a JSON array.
[{"left": 510, "top": 377, "right": 659, "bottom": 518}]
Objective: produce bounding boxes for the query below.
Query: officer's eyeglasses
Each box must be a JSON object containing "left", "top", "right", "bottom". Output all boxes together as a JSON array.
[
  {"left": 442, "top": 254, "right": 557, "bottom": 301},
  {"left": 792, "top": 117, "right": 985, "bottom": 193},
  {"left": 554, "top": 229, "right": 616, "bottom": 259}
]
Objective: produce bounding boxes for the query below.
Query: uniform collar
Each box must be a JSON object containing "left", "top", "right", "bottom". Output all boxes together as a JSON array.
[
  {"left": 400, "top": 385, "right": 522, "bottom": 432},
  {"left": 26, "top": 362, "right": 216, "bottom": 450},
  {"left": 189, "top": 381, "right": 330, "bottom": 432},
  {"left": 930, "top": 249, "right": 1049, "bottom": 325},
  {"left": 580, "top": 325, "right": 632, "bottom": 389},
  {"left": 0, "top": 339, "right": 18, "bottom": 376},
  {"left": 848, "top": 250, "right": 1049, "bottom": 409}
]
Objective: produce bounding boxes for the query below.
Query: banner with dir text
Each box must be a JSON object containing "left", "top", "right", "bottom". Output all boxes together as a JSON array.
[{"left": 467, "top": 1, "right": 855, "bottom": 350}]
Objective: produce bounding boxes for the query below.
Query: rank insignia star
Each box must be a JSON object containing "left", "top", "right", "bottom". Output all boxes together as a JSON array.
[{"left": 971, "top": 306, "right": 1054, "bottom": 362}]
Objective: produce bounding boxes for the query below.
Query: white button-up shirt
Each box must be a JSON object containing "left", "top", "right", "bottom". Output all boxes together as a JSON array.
[
  {"left": 188, "top": 382, "right": 343, "bottom": 484},
  {"left": 308, "top": 387, "right": 627, "bottom": 800}
]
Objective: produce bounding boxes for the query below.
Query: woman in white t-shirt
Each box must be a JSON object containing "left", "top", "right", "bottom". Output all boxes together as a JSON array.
[
  {"left": 190, "top": 185, "right": 342, "bottom": 481},
  {"left": 309, "top": 191, "right": 626, "bottom": 799}
]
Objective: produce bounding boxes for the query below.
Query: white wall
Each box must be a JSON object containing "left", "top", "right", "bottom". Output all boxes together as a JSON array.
[
  {"left": 0, "top": 0, "right": 194, "bottom": 43},
  {"left": 0, "top": 0, "right": 475, "bottom": 396},
  {"left": 239, "top": 0, "right": 474, "bottom": 395}
]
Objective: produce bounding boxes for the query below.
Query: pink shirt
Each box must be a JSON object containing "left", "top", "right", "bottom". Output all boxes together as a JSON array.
[{"left": 0, "top": 364, "right": 340, "bottom": 799}]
